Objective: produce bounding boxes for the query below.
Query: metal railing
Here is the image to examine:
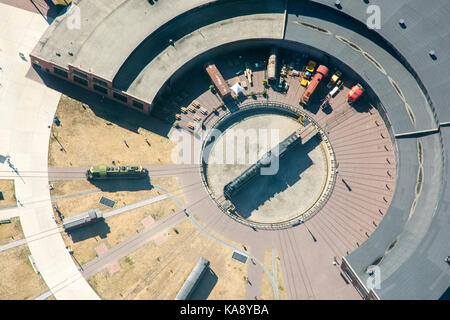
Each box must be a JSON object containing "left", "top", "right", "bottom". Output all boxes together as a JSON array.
[{"left": 199, "top": 101, "right": 337, "bottom": 230}]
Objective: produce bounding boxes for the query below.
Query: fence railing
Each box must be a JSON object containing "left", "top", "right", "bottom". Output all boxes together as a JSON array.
[{"left": 199, "top": 101, "right": 337, "bottom": 230}]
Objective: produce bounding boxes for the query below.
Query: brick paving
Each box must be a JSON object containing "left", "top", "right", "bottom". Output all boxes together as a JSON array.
[
  {"left": 141, "top": 215, "right": 155, "bottom": 228},
  {"left": 154, "top": 233, "right": 168, "bottom": 246},
  {"left": 95, "top": 243, "right": 108, "bottom": 256},
  {"left": 107, "top": 262, "right": 121, "bottom": 275}
]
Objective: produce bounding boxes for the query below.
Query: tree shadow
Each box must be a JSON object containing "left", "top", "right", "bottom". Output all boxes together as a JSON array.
[
  {"left": 66, "top": 219, "right": 111, "bottom": 243},
  {"left": 188, "top": 267, "right": 218, "bottom": 300},
  {"left": 230, "top": 134, "right": 321, "bottom": 218}
]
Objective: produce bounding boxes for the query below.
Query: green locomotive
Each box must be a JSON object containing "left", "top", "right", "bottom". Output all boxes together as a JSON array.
[{"left": 86, "top": 165, "right": 148, "bottom": 180}]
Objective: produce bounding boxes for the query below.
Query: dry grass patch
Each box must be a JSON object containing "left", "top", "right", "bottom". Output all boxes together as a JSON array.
[
  {"left": 53, "top": 176, "right": 184, "bottom": 220},
  {"left": 54, "top": 176, "right": 185, "bottom": 265},
  {"left": 192, "top": 215, "right": 247, "bottom": 252},
  {"left": 0, "top": 179, "right": 16, "bottom": 208},
  {"left": 55, "top": 189, "right": 156, "bottom": 220},
  {"left": 0, "top": 246, "right": 48, "bottom": 300},
  {"left": 49, "top": 95, "right": 176, "bottom": 167},
  {"left": 0, "top": 217, "right": 24, "bottom": 246},
  {"left": 50, "top": 180, "right": 98, "bottom": 197},
  {"left": 88, "top": 219, "right": 248, "bottom": 300},
  {"left": 62, "top": 197, "right": 179, "bottom": 265}
]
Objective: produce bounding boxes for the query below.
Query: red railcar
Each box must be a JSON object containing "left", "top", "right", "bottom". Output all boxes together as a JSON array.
[
  {"left": 347, "top": 84, "right": 365, "bottom": 103},
  {"left": 300, "top": 65, "right": 329, "bottom": 105},
  {"left": 205, "top": 63, "right": 231, "bottom": 99}
]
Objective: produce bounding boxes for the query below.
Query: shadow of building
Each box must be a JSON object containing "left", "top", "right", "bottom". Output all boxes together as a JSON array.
[
  {"left": 28, "top": 67, "right": 173, "bottom": 137},
  {"left": 188, "top": 267, "right": 218, "bottom": 300},
  {"left": 230, "top": 134, "right": 321, "bottom": 218},
  {"left": 66, "top": 219, "right": 111, "bottom": 243}
]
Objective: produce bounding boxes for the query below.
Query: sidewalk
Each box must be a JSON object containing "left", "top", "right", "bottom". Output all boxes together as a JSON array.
[{"left": 0, "top": 3, "right": 98, "bottom": 300}]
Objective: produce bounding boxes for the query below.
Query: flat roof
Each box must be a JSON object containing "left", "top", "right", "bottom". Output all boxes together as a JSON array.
[
  {"left": 310, "top": 0, "right": 450, "bottom": 125},
  {"left": 31, "top": 0, "right": 218, "bottom": 80},
  {"left": 120, "top": 0, "right": 285, "bottom": 104}
]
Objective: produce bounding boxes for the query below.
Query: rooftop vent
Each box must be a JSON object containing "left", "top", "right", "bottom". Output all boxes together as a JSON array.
[
  {"left": 429, "top": 50, "right": 437, "bottom": 60},
  {"left": 399, "top": 19, "right": 406, "bottom": 29},
  {"left": 335, "top": 0, "right": 342, "bottom": 9}
]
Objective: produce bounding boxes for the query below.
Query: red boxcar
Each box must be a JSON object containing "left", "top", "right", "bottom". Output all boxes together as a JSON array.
[
  {"left": 300, "top": 65, "right": 329, "bottom": 105},
  {"left": 205, "top": 63, "right": 231, "bottom": 99}
]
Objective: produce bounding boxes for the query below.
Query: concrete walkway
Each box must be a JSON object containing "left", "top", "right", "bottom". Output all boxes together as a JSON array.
[
  {"left": 245, "top": 245, "right": 264, "bottom": 300},
  {"left": 102, "top": 194, "right": 170, "bottom": 219},
  {"left": 0, "top": 3, "right": 98, "bottom": 299},
  {"left": 0, "top": 238, "right": 26, "bottom": 252},
  {"left": 0, "top": 206, "right": 19, "bottom": 220}
]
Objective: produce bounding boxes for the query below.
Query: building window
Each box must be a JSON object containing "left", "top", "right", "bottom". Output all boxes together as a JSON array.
[
  {"left": 93, "top": 84, "right": 108, "bottom": 94},
  {"left": 344, "top": 269, "right": 353, "bottom": 281},
  {"left": 133, "top": 100, "right": 144, "bottom": 110},
  {"left": 93, "top": 77, "right": 108, "bottom": 87},
  {"left": 73, "top": 69, "right": 88, "bottom": 79},
  {"left": 73, "top": 75, "right": 88, "bottom": 86},
  {"left": 53, "top": 67, "right": 68, "bottom": 78},
  {"left": 113, "top": 92, "right": 127, "bottom": 103}
]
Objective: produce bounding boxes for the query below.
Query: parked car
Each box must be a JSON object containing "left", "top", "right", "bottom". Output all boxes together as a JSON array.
[{"left": 301, "top": 60, "right": 317, "bottom": 87}]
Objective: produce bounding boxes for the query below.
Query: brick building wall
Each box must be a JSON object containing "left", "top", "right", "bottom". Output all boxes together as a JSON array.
[{"left": 29, "top": 55, "right": 152, "bottom": 114}]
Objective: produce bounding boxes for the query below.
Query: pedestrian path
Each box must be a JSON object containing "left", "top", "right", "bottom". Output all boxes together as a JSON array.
[
  {"left": 0, "top": 238, "right": 26, "bottom": 252},
  {"left": 102, "top": 194, "right": 170, "bottom": 219}
]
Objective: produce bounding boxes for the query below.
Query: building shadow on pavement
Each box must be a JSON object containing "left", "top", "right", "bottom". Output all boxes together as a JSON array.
[
  {"left": 28, "top": 66, "right": 173, "bottom": 138},
  {"left": 67, "top": 219, "right": 111, "bottom": 243},
  {"left": 151, "top": 68, "right": 212, "bottom": 127},
  {"left": 189, "top": 267, "right": 218, "bottom": 300},
  {"left": 88, "top": 177, "right": 153, "bottom": 192},
  {"left": 229, "top": 134, "right": 320, "bottom": 218}
]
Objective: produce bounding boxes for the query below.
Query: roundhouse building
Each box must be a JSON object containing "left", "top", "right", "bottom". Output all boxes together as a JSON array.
[{"left": 30, "top": 0, "right": 450, "bottom": 299}]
